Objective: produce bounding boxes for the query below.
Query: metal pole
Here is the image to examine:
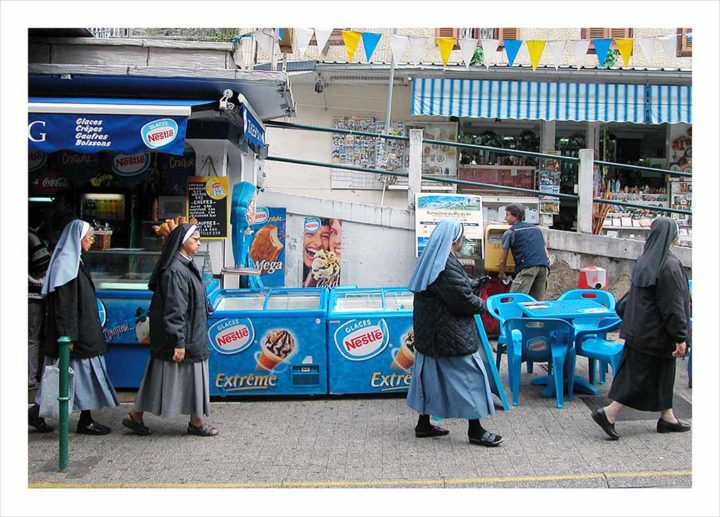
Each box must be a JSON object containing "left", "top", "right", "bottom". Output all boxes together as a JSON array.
[
  {"left": 57, "top": 336, "right": 71, "bottom": 472},
  {"left": 578, "top": 149, "right": 594, "bottom": 233},
  {"left": 380, "top": 30, "right": 397, "bottom": 208}
]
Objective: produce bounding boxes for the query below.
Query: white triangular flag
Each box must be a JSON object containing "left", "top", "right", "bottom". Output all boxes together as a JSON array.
[
  {"left": 390, "top": 34, "right": 409, "bottom": 63},
  {"left": 409, "top": 36, "right": 427, "bottom": 64},
  {"left": 658, "top": 35, "right": 676, "bottom": 58},
  {"left": 547, "top": 40, "right": 565, "bottom": 70},
  {"left": 313, "top": 28, "right": 333, "bottom": 56},
  {"left": 458, "top": 37, "right": 478, "bottom": 69},
  {"left": 570, "top": 39, "right": 591, "bottom": 69},
  {"left": 253, "top": 29, "right": 274, "bottom": 57},
  {"left": 295, "top": 28, "right": 314, "bottom": 58},
  {"left": 635, "top": 37, "right": 655, "bottom": 61},
  {"left": 481, "top": 39, "right": 499, "bottom": 68}
]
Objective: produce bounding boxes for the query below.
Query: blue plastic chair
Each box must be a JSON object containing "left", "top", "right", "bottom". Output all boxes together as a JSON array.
[
  {"left": 575, "top": 318, "right": 624, "bottom": 385},
  {"left": 558, "top": 289, "right": 618, "bottom": 383},
  {"left": 485, "top": 293, "right": 536, "bottom": 371},
  {"left": 504, "top": 317, "right": 575, "bottom": 409}
]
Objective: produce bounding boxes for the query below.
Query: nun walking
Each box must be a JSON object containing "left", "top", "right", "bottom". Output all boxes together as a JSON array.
[
  {"left": 29, "top": 219, "right": 118, "bottom": 435},
  {"left": 122, "top": 223, "right": 218, "bottom": 437},
  {"left": 406, "top": 219, "right": 502, "bottom": 447},
  {"left": 591, "top": 217, "right": 691, "bottom": 440}
]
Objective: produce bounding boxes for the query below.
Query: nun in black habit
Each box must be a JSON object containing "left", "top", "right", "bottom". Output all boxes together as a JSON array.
[
  {"left": 591, "top": 218, "right": 691, "bottom": 440},
  {"left": 122, "top": 223, "right": 218, "bottom": 437}
]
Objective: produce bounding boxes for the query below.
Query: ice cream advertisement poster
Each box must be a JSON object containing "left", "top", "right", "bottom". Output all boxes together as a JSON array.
[
  {"left": 302, "top": 216, "right": 342, "bottom": 288},
  {"left": 207, "top": 316, "right": 327, "bottom": 396},
  {"left": 95, "top": 296, "right": 152, "bottom": 345},
  {"left": 328, "top": 316, "right": 416, "bottom": 394},
  {"left": 415, "top": 194, "right": 484, "bottom": 257},
  {"left": 249, "top": 207, "right": 286, "bottom": 287}
]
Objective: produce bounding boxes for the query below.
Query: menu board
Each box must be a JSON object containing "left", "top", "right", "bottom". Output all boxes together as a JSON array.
[{"left": 186, "top": 176, "right": 229, "bottom": 239}]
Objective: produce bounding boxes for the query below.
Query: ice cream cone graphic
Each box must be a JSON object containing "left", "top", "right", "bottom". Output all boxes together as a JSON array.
[
  {"left": 391, "top": 329, "right": 415, "bottom": 371},
  {"left": 256, "top": 329, "right": 296, "bottom": 371}
]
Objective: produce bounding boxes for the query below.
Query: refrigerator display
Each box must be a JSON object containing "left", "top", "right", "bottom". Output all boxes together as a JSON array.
[
  {"left": 80, "top": 192, "right": 129, "bottom": 247},
  {"left": 327, "top": 287, "right": 415, "bottom": 395},
  {"left": 87, "top": 250, "right": 219, "bottom": 388},
  {"left": 207, "top": 288, "right": 328, "bottom": 396}
]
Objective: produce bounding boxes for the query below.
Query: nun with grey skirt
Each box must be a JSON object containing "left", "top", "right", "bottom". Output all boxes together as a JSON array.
[
  {"left": 122, "top": 223, "right": 218, "bottom": 437},
  {"left": 406, "top": 219, "right": 502, "bottom": 447}
]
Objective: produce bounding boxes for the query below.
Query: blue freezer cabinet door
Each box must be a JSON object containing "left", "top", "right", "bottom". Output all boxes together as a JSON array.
[
  {"left": 96, "top": 291, "right": 152, "bottom": 389},
  {"left": 207, "top": 316, "right": 328, "bottom": 396},
  {"left": 327, "top": 317, "right": 416, "bottom": 395}
]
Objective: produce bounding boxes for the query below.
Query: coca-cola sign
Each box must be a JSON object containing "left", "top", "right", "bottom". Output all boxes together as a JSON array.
[{"left": 31, "top": 171, "right": 71, "bottom": 195}]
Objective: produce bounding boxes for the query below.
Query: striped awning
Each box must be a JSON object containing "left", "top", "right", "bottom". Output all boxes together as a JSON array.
[
  {"left": 411, "top": 78, "right": 691, "bottom": 125},
  {"left": 646, "top": 84, "right": 692, "bottom": 124}
]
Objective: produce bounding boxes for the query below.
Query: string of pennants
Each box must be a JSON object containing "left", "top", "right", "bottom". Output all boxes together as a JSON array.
[{"left": 250, "top": 29, "right": 693, "bottom": 70}]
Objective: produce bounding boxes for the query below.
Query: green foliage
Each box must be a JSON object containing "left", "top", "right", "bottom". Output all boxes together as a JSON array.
[{"left": 469, "top": 47, "right": 485, "bottom": 67}]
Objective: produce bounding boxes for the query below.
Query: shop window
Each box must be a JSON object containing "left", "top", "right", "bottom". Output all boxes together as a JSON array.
[
  {"left": 435, "top": 28, "right": 519, "bottom": 49},
  {"left": 677, "top": 28, "right": 692, "bottom": 57},
  {"left": 580, "top": 28, "right": 634, "bottom": 53}
]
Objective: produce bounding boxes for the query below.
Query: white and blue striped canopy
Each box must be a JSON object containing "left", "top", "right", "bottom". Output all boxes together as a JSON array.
[
  {"left": 646, "top": 84, "right": 692, "bottom": 124},
  {"left": 411, "top": 78, "right": 691, "bottom": 125}
]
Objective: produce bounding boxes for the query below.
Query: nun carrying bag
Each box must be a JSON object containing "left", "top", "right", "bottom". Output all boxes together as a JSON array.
[{"left": 38, "top": 360, "right": 75, "bottom": 420}]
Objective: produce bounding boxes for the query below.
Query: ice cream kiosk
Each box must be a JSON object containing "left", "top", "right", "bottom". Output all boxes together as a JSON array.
[
  {"left": 326, "top": 287, "right": 415, "bottom": 395},
  {"left": 207, "top": 288, "right": 328, "bottom": 396}
]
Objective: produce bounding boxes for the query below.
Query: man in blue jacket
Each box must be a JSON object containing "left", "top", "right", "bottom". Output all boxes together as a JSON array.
[{"left": 498, "top": 204, "right": 550, "bottom": 300}]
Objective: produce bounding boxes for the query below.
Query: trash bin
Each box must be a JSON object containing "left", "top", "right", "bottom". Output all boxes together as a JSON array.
[{"left": 578, "top": 265, "right": 607, "bottom": 290}]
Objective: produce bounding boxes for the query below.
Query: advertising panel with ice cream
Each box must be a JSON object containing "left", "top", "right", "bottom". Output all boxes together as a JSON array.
[
  {"left": 207, "top": 287, "right": 328, "bottom": 396},
  {"left": 327, "top": 287, "right": 415, "bottom": 394}
]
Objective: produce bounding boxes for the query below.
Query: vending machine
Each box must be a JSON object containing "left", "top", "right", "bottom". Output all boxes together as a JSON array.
[{"left": 207, "top": 288, "right": 328, "bottom": 396}]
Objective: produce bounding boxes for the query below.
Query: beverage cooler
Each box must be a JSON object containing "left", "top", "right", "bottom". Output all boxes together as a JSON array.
[
  {"left": 86, "top": 250, "right": 219, "bottom": 388},
  {"left": 327, "top": 287, "right": 415, "bottom": 395},
  {"left": 207, "top": 288, "right": 328, "bottom": 397},
  {"left": 80, "top": 192, "right": 130, "bottom": 248}
]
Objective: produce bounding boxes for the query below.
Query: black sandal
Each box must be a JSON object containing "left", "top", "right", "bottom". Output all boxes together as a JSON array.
[
  {"left": 188, "top": 422, "right": 219, "bottom": 437},
  {"left": 468, "top": 430, "right": 503, "bottom": 447},
  {"left": 122, "top": 413, "right": 152, "bottom": 436}
]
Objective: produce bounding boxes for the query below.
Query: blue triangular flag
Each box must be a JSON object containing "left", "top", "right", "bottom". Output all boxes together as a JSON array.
[
  {"left": 686, "top": 32, "right": 693, "bottom": 42},
  {"left": 277, "top": 28, "right": 283, "bottom": 40},
  {"left": 362, "top": 32, "right": 382, "bottom": 62},
  {"left": 503, "top": 39, "right": 522, "bottom": 67},
  {"left": 593, "top": 38, "right": 612, "bottom": 68}
]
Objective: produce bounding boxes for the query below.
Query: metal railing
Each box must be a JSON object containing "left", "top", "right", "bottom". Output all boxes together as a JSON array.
[{"left": 265, "top": 121, "right": 692, "bottom": 216}]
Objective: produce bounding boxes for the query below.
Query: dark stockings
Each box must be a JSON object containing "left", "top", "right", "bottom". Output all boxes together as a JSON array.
[
  {"left": 78, "top": 410, "right": 93, "bottom": 427},
  {"left": 416, "top": 414, "right": 432, "bottom": 430}
]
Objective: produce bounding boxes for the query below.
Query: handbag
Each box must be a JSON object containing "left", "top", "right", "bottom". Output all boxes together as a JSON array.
[{"left": 38, "top": 360, "right": 75, "bottom": 420}]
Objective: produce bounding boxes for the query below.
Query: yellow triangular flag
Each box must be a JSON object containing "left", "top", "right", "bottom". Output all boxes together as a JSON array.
[
  {"left": 615, "top": 38, "right": 634, "bottom": 67},
  {"left": 342, "top": 30, "right": 362, "bottom": 62},
  {"left": 526, "top": 40, "right": 546, "bottom": 71},
  {"left": 436, "top": 37, "right": 456, "bottom": 65}
]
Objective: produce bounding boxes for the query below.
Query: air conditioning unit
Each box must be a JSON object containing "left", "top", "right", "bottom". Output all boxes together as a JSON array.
[{"left": 278, "top": 28, "right": 294, "bottom": 54}]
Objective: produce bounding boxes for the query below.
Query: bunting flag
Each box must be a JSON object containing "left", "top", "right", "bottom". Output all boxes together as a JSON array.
[
  {"left": 685, "top": 32, "right": 693, "bottom": 42},
  {"left": 436, "top": 37, "right": 456, "bottom": 65},
  {"left": 362, "top": 32, "right": 382, "bottom": 62},
  {"left": 658, "top": 34, "right": 676, "bottom": 58},
  {"left": 503, "top": 39, "right": 522, "bottom": 67},
  {"left": 615, "top": 38, "right": 634, "bottom": 67},
  {"left": 570, "top": 39, "right": 591, "bottom": 69},
  {"left": 253, "top": 29, "right": 274, "bottom": 56},
  {"left": 481, "top": 39, "right": 499, "bottom": 69},
  {"left": 390, "top": 34, "right": 409, "bottom": 63},
  {"left": 458, "top": 37, "right": 478, "bottom": 69},
  {"left": 409, "top": 35, "right": 426, "bottom": 64},
  {"left": 294, "top": 28, "right": 314, "bottom": 58},
  {"left": 635, "top": 36, "right": 655, "bottom": 61},
  {"left": 526, "top": 40, "right": 546, "bottom": 71},
  {"left": 313, "top": 28, "right": 333, "bottom": 55},
  {"left": 546, "top": 40, "right": 565, "bottom": 70},
  {"left": 593, "top": 38, "right": 612, "bottom": 68},
  {"left": 342, "top": 30, "right": 362, "bottom": 62}
]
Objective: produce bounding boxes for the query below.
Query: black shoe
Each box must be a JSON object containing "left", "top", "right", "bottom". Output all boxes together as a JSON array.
[
  {"left": 591, "top": 408, "right": 619, "bottom": 440},
  {"left": 657, "top": 418, "right": 691, "bottom": 433},
  {"left": 415, "top": 424, "right": 449, "bottom": 438},
  {"left": 29, "top": 416, "right": 54, "bottom": 433},
  {"left": 468, "top": 430, "right": 503, "bottom": 447},
  {"left": 77, "top": 421, "right": 111, "bottom": 435},
  {"left": 122, "top": 414, "right": 152, "bottom": 436}
]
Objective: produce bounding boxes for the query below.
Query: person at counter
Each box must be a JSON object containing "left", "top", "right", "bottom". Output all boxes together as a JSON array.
[
  {"left": 29, "top": 220, "right": 119, "bottom": 435},
  {"left": 406, "top": 219, "right": 503, "bottom": 447},
  {"left": 122, "top": 223, "right": 218, "bottom": 437}
]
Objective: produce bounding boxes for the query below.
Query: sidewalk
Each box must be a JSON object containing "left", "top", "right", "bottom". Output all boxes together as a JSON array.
[{"left": 28, "top": 353, "right": 692, "bottom": 489}]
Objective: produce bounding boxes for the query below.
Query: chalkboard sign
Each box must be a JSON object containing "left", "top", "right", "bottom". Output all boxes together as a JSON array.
[{"left": 186, "top": 176, "right": 228, "bottom": 239}]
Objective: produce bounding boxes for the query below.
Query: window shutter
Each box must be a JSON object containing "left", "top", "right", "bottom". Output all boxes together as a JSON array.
[
  {"left": 495, "top": 28, "right": 519, "bottom": 48},
  {"left": 677, "top": 28, "right": 692, "bottom": 57},
  {"left": 435, "top": 28, "right": 460, "bottom": 49},
  {"left": 609, "top": 28, "right": 633, "bottom": 39},
  {"left": 582, "top": 28, "right": 633, "bottom": 53}
]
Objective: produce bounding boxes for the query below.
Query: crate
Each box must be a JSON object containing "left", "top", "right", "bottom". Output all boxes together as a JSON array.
[{"left": 90, "top": 230, "right": 112, "bottom": 250}]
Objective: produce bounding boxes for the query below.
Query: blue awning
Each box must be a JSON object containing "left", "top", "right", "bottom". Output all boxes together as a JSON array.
[
  {"left": 411, "top": 78, "right": 691, "bottom": 124},
  {"left": 28, "top": 97, "right": 215, "bottom": 155},
  {"left": 646, "top": 85, "right": 692, "bottom": 124}
]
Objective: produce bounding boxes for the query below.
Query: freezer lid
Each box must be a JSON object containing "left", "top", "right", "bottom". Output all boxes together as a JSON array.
[
  {"left": 383, "top": 290, "right": 414, "bottom": 311},
  {"left": 214, "top": 290, "right": 268, "bottom": 311},
  {"left": 331, "top": 289, "right": 384, "bottom": 312},
  {"left": 265, "top": 291, "right": 323, "bottom": 310}
]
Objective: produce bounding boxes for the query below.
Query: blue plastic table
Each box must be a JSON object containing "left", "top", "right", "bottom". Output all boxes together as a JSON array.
[{"left": 517, "top": 299, "right": 618, "bottom": 397}]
